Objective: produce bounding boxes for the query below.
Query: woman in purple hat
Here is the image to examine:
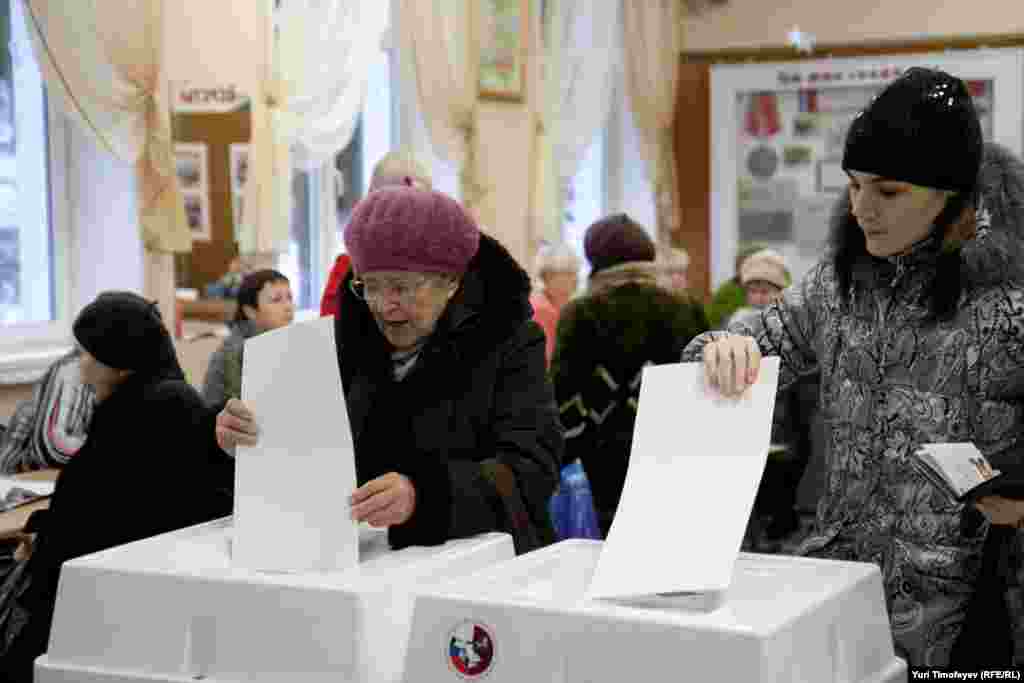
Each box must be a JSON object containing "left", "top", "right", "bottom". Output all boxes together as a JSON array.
[
  {"left": 215, "top": 187, "right": 561, "bottom": 554},
  {"left": 683, "top": 68, "right": 1024, "bottom": 667}
]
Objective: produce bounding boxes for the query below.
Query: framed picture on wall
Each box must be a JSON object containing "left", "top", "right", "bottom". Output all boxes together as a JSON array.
[
  {"left": 174, "top": 143, "right": 212, "bottom": 241},
  {"left": 231, "top": 193, "right": 245, "bottom": 243},
  {"left": 173, "top": 143, "right": 208, "bottom": 193},
  {"left": 182, "top": 192, "right": 211, "bottom": 242},
  {"left": 0, "top": 80, "right": 14, "bottom": 156},
  {"left": 229, "top": 143, "right": 250, "bottom": 195},
  {"left": 478, "top": 0, "right": 529, "bottom": 101}
]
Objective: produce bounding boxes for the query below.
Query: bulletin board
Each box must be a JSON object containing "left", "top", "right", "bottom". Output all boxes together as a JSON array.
[{"left": 170, "top": 86, "right": 251, "bottom": 294}]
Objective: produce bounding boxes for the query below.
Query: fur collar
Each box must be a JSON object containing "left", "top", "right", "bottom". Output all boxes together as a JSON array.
[{"left": 586, "top": 260, "right": 659, "bottom": 296}]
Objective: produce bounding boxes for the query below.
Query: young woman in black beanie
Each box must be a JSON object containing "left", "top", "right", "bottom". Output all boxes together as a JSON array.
[
  {"left": 0, "top": 292, "right": 234, "bottom": 682},
  {"left": 683, "top": 68, "right": 1024, "bottom": 667}
]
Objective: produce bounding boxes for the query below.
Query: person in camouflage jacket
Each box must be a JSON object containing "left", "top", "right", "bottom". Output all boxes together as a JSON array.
[{"left": 683, "top": 69, "right": 1024, "bottom": 667}]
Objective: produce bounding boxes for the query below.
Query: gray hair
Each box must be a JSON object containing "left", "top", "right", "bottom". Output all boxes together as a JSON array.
[
  {"left": 370, "top": 149, "right": 433, "bottom": 191},
  {"left": 657, "top": 245, "right": 690, "bottom": 270},
  {"left": 535, "top": 243, "right": 581, "bottom": 277}
]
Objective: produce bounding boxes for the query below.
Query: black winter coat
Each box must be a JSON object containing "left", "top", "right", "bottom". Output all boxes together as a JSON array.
[
  {"left": 0, "top": 353, "right": 234, "bottom": 682},
  {"left": 336, "top": 234, "right": 561, "bottom": 554},
  {"left": 552, "top": 280, "right": 709, "bottom": 536}
]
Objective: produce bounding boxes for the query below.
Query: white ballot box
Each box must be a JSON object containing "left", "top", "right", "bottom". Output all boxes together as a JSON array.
[
  {"left": 403, "top": 540, "right": 908, "bottom": 683},
  {"left": 35, "top": 518, "right": 514, "bottom": 683}
]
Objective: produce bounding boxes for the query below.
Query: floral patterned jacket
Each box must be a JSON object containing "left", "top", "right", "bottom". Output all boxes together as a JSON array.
[{"left": 682, "top": 143, "right": 1024, "bottom": 667}]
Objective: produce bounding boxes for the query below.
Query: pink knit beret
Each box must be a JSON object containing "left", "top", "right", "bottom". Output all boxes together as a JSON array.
[{"left": 344, "top": 187, "right": 480, "bottom": 276}]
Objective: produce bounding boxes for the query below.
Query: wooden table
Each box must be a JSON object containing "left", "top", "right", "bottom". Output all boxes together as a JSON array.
[{"left": 0, "top": 469, "right": 59, "bottom": 541}]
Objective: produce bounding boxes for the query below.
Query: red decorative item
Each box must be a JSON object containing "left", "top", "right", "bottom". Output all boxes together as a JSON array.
[
  {"left": 967, "top": 80, "right": 988, "bottom": 98},
  {"left": 744, "top": 92, "right": 782, "bottom": 138}
]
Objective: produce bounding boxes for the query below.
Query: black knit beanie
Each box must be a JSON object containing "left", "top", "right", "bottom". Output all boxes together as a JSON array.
[
  {"left": 73, "top": 291, "right": 170, "bottom": 372},
  {"left": 583, "top": 213, "right": 656, "bottom": 274},
  {"left": 843, "top": 67, "right": 982, "bottom": 194}
]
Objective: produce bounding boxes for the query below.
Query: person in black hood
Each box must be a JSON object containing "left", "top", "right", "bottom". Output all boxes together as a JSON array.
[
  {"left": 0, "top": 292, "right": 234, "bottom": 682},
  {"left": 216, "top": 188, "right": 561, "bottom": 554}
]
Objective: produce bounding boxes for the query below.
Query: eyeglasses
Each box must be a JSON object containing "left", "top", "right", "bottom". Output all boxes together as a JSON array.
[{"left": 349, "top": 275, "right": 433, "bottom": 307}]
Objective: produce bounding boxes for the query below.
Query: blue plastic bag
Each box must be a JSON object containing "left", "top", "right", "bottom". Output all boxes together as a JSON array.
[{"left": 548, "top": 459, "right": 602, "bottom": 540}]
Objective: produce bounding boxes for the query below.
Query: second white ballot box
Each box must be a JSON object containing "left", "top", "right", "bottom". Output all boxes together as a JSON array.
[
  {"left": 34, "top": 518, "right": 514, "bottom": 683},
  {"left": 402, "top": 540, "right": 908, "bottom": 683}
]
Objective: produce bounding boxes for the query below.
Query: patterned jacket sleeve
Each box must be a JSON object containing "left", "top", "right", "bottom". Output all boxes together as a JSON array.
[
  {"left": 550, "top": 298, "right": 596, "bottom": 463},
  {"left": 681, "top": 262, "right": 828, "bottom": 393}
]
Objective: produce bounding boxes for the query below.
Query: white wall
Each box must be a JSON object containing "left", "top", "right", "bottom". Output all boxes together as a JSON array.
[
  {"left": 683, "top": 0, "right": 1024, "bottom": 51},
  {"left": 163, "top": 0, "right": 266, "bottom": 93}
]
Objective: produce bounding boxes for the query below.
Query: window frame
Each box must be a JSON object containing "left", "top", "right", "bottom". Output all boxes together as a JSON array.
[{"left": 0, "top": 91, "right": 74, "bottom": 384}]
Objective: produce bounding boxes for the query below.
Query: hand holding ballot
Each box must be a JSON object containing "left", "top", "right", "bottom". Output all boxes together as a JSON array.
[
  {"left": 215, "top": 398, "right": 260, "bottom": 449},
  {"left": 350, "top": 472, "right": 417, "bottom": 527},
  {"left": 702, "top": 334, "right": 763, "bottom": 397},
  {"left": 217, "top": 393, "right": 418, "bottom": 529}
]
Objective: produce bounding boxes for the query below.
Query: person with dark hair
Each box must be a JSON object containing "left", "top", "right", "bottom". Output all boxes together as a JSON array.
[
  {"left": 216, "top": 188, "right": 561, "bottom": 554},
  {"left": 682, "top": 68, "right": 1024, "bottom": 666},
  {"left": 202, "top": 269, "right": 294, "bottom": 412},
  {"left": 553, "top": 213, "right": 709, "bottom": 536},
  {"left": 0, "top": 292, "right": 233, "bottom": 682}
]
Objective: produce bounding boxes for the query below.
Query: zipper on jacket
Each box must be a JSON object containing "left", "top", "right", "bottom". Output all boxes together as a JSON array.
[{"left": 890, "top": 253, "right": 907, "bottom": 289}]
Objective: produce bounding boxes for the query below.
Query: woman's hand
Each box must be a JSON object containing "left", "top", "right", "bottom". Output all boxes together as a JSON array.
[
  {"left": 13, "top": 532, "right": 34, "bottom": 562},
  {"left": 350, "top": 473, "right": 417, "bottom": 527},
  {"left": 703, "top": 335, "right": 762, "bottom": 397},
  {"left": 975, "top": 496, "right": 1024, "bottom": 528},
  {"left": 215, "top": 398, "right": 260, "bottom": 451}
]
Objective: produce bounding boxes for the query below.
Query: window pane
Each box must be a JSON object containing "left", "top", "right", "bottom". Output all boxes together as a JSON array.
[{"left": 1, "top": 0, "right": 54, "bottom": 326}]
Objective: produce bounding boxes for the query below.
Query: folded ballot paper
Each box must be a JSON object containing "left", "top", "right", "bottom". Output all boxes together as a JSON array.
[
  {"left": 586, "top": 358, "right": 780, "bottom": 605},
  {"left": 914, "top": 442, "right": 1024, "bottom": 503},
  {"left": 234, "top": 316, "right": 358, "bottom": 573}
]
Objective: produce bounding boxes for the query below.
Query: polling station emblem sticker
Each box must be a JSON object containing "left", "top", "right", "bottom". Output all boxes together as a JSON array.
[{"left": 446, "top": 620, "right": 496, "bottom": 679}]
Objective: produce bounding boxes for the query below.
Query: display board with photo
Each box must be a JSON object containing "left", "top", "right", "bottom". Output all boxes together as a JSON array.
[
  {"left": 173, "top": 143, "right": 211, "bottom": 241},
  {"left": 229, "top": 143, "right": 249, "bottom": 241},
  {"left": 0, "top": 227, "right": 18, "bottom": 307}
]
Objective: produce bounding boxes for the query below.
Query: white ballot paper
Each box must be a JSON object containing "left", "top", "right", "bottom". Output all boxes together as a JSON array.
[
  {"left": 233, "top": 316, "right": 358, "bottom": 573},
  {"left": 586, "top": 358, "right": 780, "bottom": 602}
]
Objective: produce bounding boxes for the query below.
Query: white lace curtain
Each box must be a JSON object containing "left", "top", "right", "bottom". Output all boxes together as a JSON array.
[
  {"left": 531, "top": 1, "right": 686, "bottom": 250},
  {"left": 532, "top": 0, "right": 621, "bottom": 248},
  {"left": 22, "top": 0, "right": 188, "bottom": 254},
  {"left": 22, "top": 0, "right": 188, "bottom": 323},
  {"left": 621, "top": 0, "right": 684, "bottom": 245},
  {"left": 22, "top": 0, "right": 389, "bottom": 319},
  {"left": 243, "top": 0, "right": 388, "bottom": 253},
  {"left": 397, "top": 0, "right": 483, "bottom": 210}
]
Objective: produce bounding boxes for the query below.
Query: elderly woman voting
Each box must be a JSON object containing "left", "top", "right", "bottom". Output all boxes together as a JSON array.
[{"left": 217, "top": 187, "right": 562, "bottom": 554}]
